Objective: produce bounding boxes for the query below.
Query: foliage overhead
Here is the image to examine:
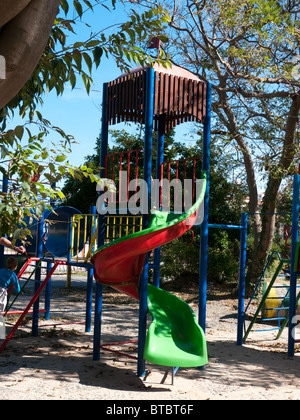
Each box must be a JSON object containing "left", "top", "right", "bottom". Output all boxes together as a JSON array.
[{"left": 0, "top": 0, "right": 171, "bottom": 245}]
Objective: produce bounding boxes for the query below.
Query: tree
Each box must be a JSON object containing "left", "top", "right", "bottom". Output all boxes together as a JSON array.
[
  {"left": 131, "top": 0, "right": 300, "bottom": 292},
  {"left": 0, "top": 0, "right": 171, "bottom": 245},
  {"left": 0, "top": 0, "right": 61, "bottom": 110}
]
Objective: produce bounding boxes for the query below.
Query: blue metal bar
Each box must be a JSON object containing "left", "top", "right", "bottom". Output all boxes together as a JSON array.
[
  {"left": 237, "top": 213, "right": 248, "bottom": 345},
  {"left": 86, "top": 268, "right": 93, "bottom": 333},
  {"left": 288, "top": 174, "right": 300, "bottom": 357},
  {"left": 93, "top": 283, "right": 103, "bottom": 361},
  {"left": 199, "top": 81, "right": 212, "bottom": 333},
  {"left": 172, "top": 366, "right": 179, "bottom": 385},
  {"left": 93, "top": 83, "right": 109, "bottom": 361},
  {"left": 138, "top": 254, "right": 150, "bottom": 377},
  {"left": 138, "top": 67, "right": 155, "bottom": 377},
  {"left": 44, "top": 261, "right": 53, "bottom": 320},
  {"left": 67, "top": 218, "right": 72, "bottom": 265},
  {"left": 86, "top": 206, "right": 96, "bottom": 333},
  {"left": 264, "top": 307, "right": 289, "bottom": 311},
  {"left": 32, "top": 213, "right": 44, "bottom": 337},
  {"left": 261, "top": 317, "right": 286, "bottom": 322},
  {"left": 153, "top": 115, "right": 165, "bottom": 288},
  {"left": 142, "top": 68, "right": 155, "bottom": 227},
  {"left": 255, "top": 327, "right": 281, "bottom": 332},
  {"left": 66, "top": 217, "right": 73, "bottom": 288},
  {"left": 208, "top": 224, "right": 242, "bottom": 230}
]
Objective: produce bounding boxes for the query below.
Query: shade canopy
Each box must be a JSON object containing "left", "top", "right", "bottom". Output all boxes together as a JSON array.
[{"left": 104, "top": 63, "right": 207, "bottom": 133}]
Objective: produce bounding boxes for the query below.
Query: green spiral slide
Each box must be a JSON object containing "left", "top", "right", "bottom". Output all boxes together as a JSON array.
[
  {"left": 145, "top": 284, "right": 208, "bottom": 367},
  {"left": 91, "top": 175, "right": 208, "bottom": 368}
]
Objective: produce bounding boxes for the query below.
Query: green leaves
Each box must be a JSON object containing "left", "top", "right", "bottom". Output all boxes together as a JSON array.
[
  {"left": 60, "top": 0, "right": 69, "bottom": 15},
  {"left": 0, "top": 116, "right": 103, "bottom": 242},
  {"left": 0, "top": 0, "right": 172, "bottom": 241},
  {"left": 73, "top": 0, "right": 83, "bottom": 17},
  {"left": 0, "top": 0, "right": 171, "bottom": 125}
]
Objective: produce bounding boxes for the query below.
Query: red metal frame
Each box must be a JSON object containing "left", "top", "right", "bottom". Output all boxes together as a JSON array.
[
  {"left": 7, "top": 257, "right": 40, "bottom": 296},
  {"left": 104, "top": 149, "right": 143, "bottom": 205},
  {"left": 0, "top": 260, "right": 67, "bottom": 353},
  {"left": 160, "top": 157, "right": 202, "bottom": 209},
  {"left": 100, "top": 339, "right": 138, "bottom": 361}
]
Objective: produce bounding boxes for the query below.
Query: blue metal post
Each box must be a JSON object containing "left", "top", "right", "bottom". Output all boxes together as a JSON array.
[
  {"left": 44, "top": 261, "right": 53, "bottom": 320},
  {"left": 85, "top": 268, "right": 93, "bottom": 333},
  {"left": 288, "top": 174, "right": 300, "bottom": 357},
  {"left": 142, "top": 68, "right": 155, "bottom": 228},
  {"left": 237, "top": 212, "right": 248, "bottom": 345},
  {"left": 153, "top": 115, "right": 164, "bottom": 288},
  {"left": 67, "top": 218, "right": 72, "bottom": 265},
  {"left": 138, "top": 67, "right": 155, "bottom": 377},
  {"left": 93, "top": 83, "right": 109, "bottom": 361},
  {"left": 86, "top": 206, "right": 96, "bottom": 333},
  {"left": 199, "top": 82, "right": 212, "bottom": 333},
  {"left": 93, "top": 282, "right": 103, "bottom": 361},
  {"left": 64, "top": 216, "right": 73, "bottom": 288},
  {"left": 97, "top": 82, "right": 109, "bottom": 248},
  {"left": 32, "top": 213, "right": 44, "bottom": 336}
]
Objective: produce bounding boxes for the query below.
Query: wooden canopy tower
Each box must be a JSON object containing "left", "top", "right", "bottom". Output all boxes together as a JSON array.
[{"left": 104, "top": 63, "right": 207, "bottom": 133}]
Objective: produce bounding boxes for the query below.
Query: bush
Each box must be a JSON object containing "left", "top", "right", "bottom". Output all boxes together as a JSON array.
[{"left": 159, "top": 228, "right": 240, "bottom": 286}]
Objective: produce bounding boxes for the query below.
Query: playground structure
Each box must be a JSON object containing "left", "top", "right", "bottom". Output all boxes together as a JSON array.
[
  {"left": 0, "top": 63, "right": 250, "bottom": 379},
  {"left": 90, "top": 63, "right": 249, "bottom": 378},
  {"left": 2, "top": 61, "right": 299, "bottom": 381},
  {"left": 90, "top": 64, "right": 210, "bottom": 376}
]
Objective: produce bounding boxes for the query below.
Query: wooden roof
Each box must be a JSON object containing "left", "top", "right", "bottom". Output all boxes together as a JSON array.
[{"left": 104, "top": 63, "right": 207, "bottom": 133}]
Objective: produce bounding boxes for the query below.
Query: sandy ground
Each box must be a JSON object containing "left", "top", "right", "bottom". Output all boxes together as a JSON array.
[{"left": 0, "top": 274, "right": 299, "bottom": 401}]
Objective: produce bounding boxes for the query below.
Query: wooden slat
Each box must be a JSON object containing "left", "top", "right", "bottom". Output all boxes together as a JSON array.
[
  {"left": 132, "top": 74, "right": 137, "bottom": 122},
  {"left": 112, "top": 79, "right": 116, "bottom": 125},
  {"left": 192, "top": 80, "right": 197, "bottom": 119},
  {"left": 197, "top": 81, "right": 203, "bottom": 123},
  {"left": 105, "top": 67, "right": 207, "bottom": 132},
  {"left": 188, "top": 79, "right": 193, "bottom": 115},
  {"left": 202, "top": 82, "right": 207, "bottom": 122},
  {"left": 154, "top": 71, "right": 159, "bottom": 115},
  {"left": 159, "top": 72, "right": 164, "bottom": 115},
  {"left": 138, "top": 72, "right": 143, "bottom": 120},
  {"left": 184, "top": 78, "right": 189, "bottom": 117},
  {"left": 121, "top": 75, "right": 126, "bottom": 115},
  {"left": 116, "top": 77, "right": 121, "bottom": 123}
]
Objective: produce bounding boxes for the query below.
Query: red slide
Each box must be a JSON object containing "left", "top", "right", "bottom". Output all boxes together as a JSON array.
[{"left": 91, "top": 176, "right": 206, "bottom": 300}]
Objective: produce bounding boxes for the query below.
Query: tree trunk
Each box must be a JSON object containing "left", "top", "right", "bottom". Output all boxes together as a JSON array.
[
  {"left": 0, "top": 0, "right": 32, "bottom": 27},
  {"left": 216, "top": 88, "right": 262, "bottom": 247},
  {"left": 246, "top": 93, "right": 300, "bottom": 295},
  {"left": 245, "top": 179, "right": 279, "bottom": 294},
  {"left": 0, "top": 0, "right": 60, "bottom": 110}
]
